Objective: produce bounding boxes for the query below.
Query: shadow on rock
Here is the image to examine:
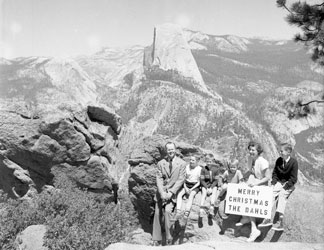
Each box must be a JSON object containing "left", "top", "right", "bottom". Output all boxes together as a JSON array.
[
  {"left": 256, "top": 226, "right": 272, "bottom": 242},
  {"left": 270, "top": 231, "right": 284, "bottom": 242},
  {"left": 171, "top": 220, "right": 185, "bottom": 244}
]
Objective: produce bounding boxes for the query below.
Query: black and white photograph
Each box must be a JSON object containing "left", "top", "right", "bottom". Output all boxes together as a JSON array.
[{"left": 0, "top": 0, "right": 323, "bottom": 249}]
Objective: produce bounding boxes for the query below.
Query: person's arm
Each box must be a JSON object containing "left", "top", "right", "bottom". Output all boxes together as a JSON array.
[
  {"left": 189, "top": 180, "right": 200, "bottom": 192},
  {"left": 283, "top": 159, "right": 298, "bottom": 190},
  {"left": 210, "top": 169, "right": 219, "bottom": 189},
  {"left": 218, "top": 174, "right": 224, "bottom": 187},
  {"left": 200, "top": 168, "right": 208, "bottom": 189},
  {"left": 156, "top": 161, "right": 166, "bottom": 199},
  {"left": 184, "top": 182, "right": 189, "bottom": 193},
  {"left": 237, "top": 170, "right": 244, "bottom": 183},
  {"left": 271, "top": 158, "right": 281, "bottom": 186},
  {"left": 250, "top": 168, "right": 271, "bottom": 186},
  {"left": 221, "top": 171, "right": 228, "bottom": 184}
]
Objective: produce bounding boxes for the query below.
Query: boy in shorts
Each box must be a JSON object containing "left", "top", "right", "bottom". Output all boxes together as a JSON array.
[{"left": 175, "top": 155, "right": 202, "bottom": 223}]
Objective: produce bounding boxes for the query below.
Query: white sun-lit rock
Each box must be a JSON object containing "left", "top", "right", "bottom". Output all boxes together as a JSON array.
[
  {"left": 43, "top": 58, "right": 97, "bottom": 106},
  {"left": 151, "top": 23, "right": 216, "bottom": 98},
  {"left": 77, "top": 45, "right": 144, "bottom": 88}
]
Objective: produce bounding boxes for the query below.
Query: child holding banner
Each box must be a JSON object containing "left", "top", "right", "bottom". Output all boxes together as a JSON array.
[
  {"left": 235, "top": 141, "right": 271, "bottom": 242},
  {"left": 258, "top": 143, "right": 298, "bottom": 231},
  {"left": 199, "top": 154, "right": 222, "bottom": 225},
  {"left": 216, "top": 159, "right": 244, "bottom": 207},
  {"left": 175, "top": 155, "right": 202, "bottom": 224}
]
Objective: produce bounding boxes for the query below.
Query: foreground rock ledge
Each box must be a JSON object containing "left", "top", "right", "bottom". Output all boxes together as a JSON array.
[{"left": 105, "top": 241, "right": 324, "bottom": 250}]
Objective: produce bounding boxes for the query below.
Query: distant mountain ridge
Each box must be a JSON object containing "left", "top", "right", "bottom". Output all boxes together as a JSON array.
[
  {"left": 184, "top": 26, "right": 323, "bottom": 182},
  {"left": 0, "top": 23, "right": 323, "bottom": 183}
]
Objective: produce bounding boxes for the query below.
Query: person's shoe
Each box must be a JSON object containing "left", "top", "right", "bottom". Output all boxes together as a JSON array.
[
  {"left": 166, "top": 239, "right": 173, "bottom": 245},
  {"left": 258, "top": 218, "right": 273, "bottom": 228},
  {"left": 235, "top": 217, "right": 249, "bottom": 227},
  {"left": 221, "top": 213, "right": 229, "bottom": 220},
  {"left": 152, "top": 240, "right": 160, "bottom": 246},
  {"left": 246, "top": 229, "right": 261, "bottom": 242},
  {"left": 180, "top": 211, "right": 189, "bottom": 227},
  {"left": 208, "top": 213, "right": 213, "bottom": 226},
  {"left": 209, "top": 207, "right": 215, "bottom": 217},
  {"left": 271, "top": 218, "right": 284, "bottom": 231},
  {"left": 170, "top": 209, "right": 182, "bottom": 222},
  {"left": 198, "top": 216, "right": 203, "bottom": 228}
]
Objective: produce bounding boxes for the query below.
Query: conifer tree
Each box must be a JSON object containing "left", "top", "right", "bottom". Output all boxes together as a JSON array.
[
  {"left": 277, "top": 0, "right": 324, "bottom": 65},
  {"left": 277, "top": 0, "right": 324, "bottom": 118}
]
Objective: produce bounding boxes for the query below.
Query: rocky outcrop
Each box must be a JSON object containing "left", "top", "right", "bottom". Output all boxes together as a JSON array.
[
  {"left": 0, "top": 59, "right": 126, "bottom": 196},
  {"left": 0, "top": 154, "right": 35, "bottom": 198},
  {"left": 0, "top": 104, "right": 122, "bottom": 196},
  {"left": 88, "top": 104, "right": 122, "bottom": 135},
  {"left": 128, "top": 135, "right": 208, "bottom": 231},
  {"left": 106, "top": 242, "right": 324, "bottom": 250},
  {"left": 119, "top": 79, "right": 279, "bottom": 169},
  {"left": 15, "top": 225, "right": 47, "bottom": 250},
  {"left": 126, "top": 228, "right": 153, "bottom": 245}
]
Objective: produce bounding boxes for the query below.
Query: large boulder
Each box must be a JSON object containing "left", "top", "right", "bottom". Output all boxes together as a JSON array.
[
  {"left": 15, "top": 225, "right": 47, "bottom": 250},
  {"left": 88, "top": 104, "right": 122, "bottom": 135},
  {"left": 0, "top": 103, "right": 121, "bottom": 196},
  {"left": 0, "top": 154, "right": 34, "bottom": 197},
  {"left": 0, "top": 57, "right": 127, "bottom": 196},
  {"left": 106, "top": 241, "right": 324, "bottom": 250},
  {"left": 127, "top": 134, "right": 216, "bottom": 232}
]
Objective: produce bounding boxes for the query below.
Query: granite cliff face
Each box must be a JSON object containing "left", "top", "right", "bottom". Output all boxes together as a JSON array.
[{"left": 143, "top": 24, "right": 216, "bottom": 98}]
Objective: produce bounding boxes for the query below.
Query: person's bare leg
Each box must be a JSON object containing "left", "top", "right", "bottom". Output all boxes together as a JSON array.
[{"left": 185, "top": 190, "right": 197, "bottom": 212}]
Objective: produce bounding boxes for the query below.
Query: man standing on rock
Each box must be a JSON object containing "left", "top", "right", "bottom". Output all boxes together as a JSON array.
[{"left": 152, "top": 142, "right": 186, "bottom": 246}]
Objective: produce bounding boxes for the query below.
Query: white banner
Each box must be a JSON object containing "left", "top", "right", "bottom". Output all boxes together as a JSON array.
[{"left": 225, "top": 183, "right": 273, "bottom": 219}]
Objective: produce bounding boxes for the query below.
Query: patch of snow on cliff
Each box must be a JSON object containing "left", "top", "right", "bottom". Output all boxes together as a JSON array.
[
  {"left": 183, "top": 29, "right": 210, "bottom": 42},
  {"left": 275, "top": 40, "right": 288, "bottom": 45},
  {"left": 189, "top": 41, "right": 207, "bottom": 50},
  {"left": 226, "top": 35, "right": 250, "bottom": 51},
  {"left": 207, "top": 54, "right": 253, "bottom": 67},
  {"left": 0, "top": 58, "right": 12, "bottom": 65}
]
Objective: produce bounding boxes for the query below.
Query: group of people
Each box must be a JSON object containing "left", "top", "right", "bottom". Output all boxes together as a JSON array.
[{"left": 152, "top": 141, "right": 299, "bottom": 245}]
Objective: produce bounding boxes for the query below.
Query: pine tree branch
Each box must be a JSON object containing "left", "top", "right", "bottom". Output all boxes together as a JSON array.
[
  {"left": 295, "top": 34, "right": 309, "bottom": 42},
  {"left": 303, "top": 26, "right": 318, "bottom": 32},
  {"left": 299, "top": 100, "right": 324, "bottom": 106},
  {"left": 313, "top": 2, "right": 324, "bottom": 7},
  {"left": 283, "top": 5, "right": 293, "bottom": 13}
]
